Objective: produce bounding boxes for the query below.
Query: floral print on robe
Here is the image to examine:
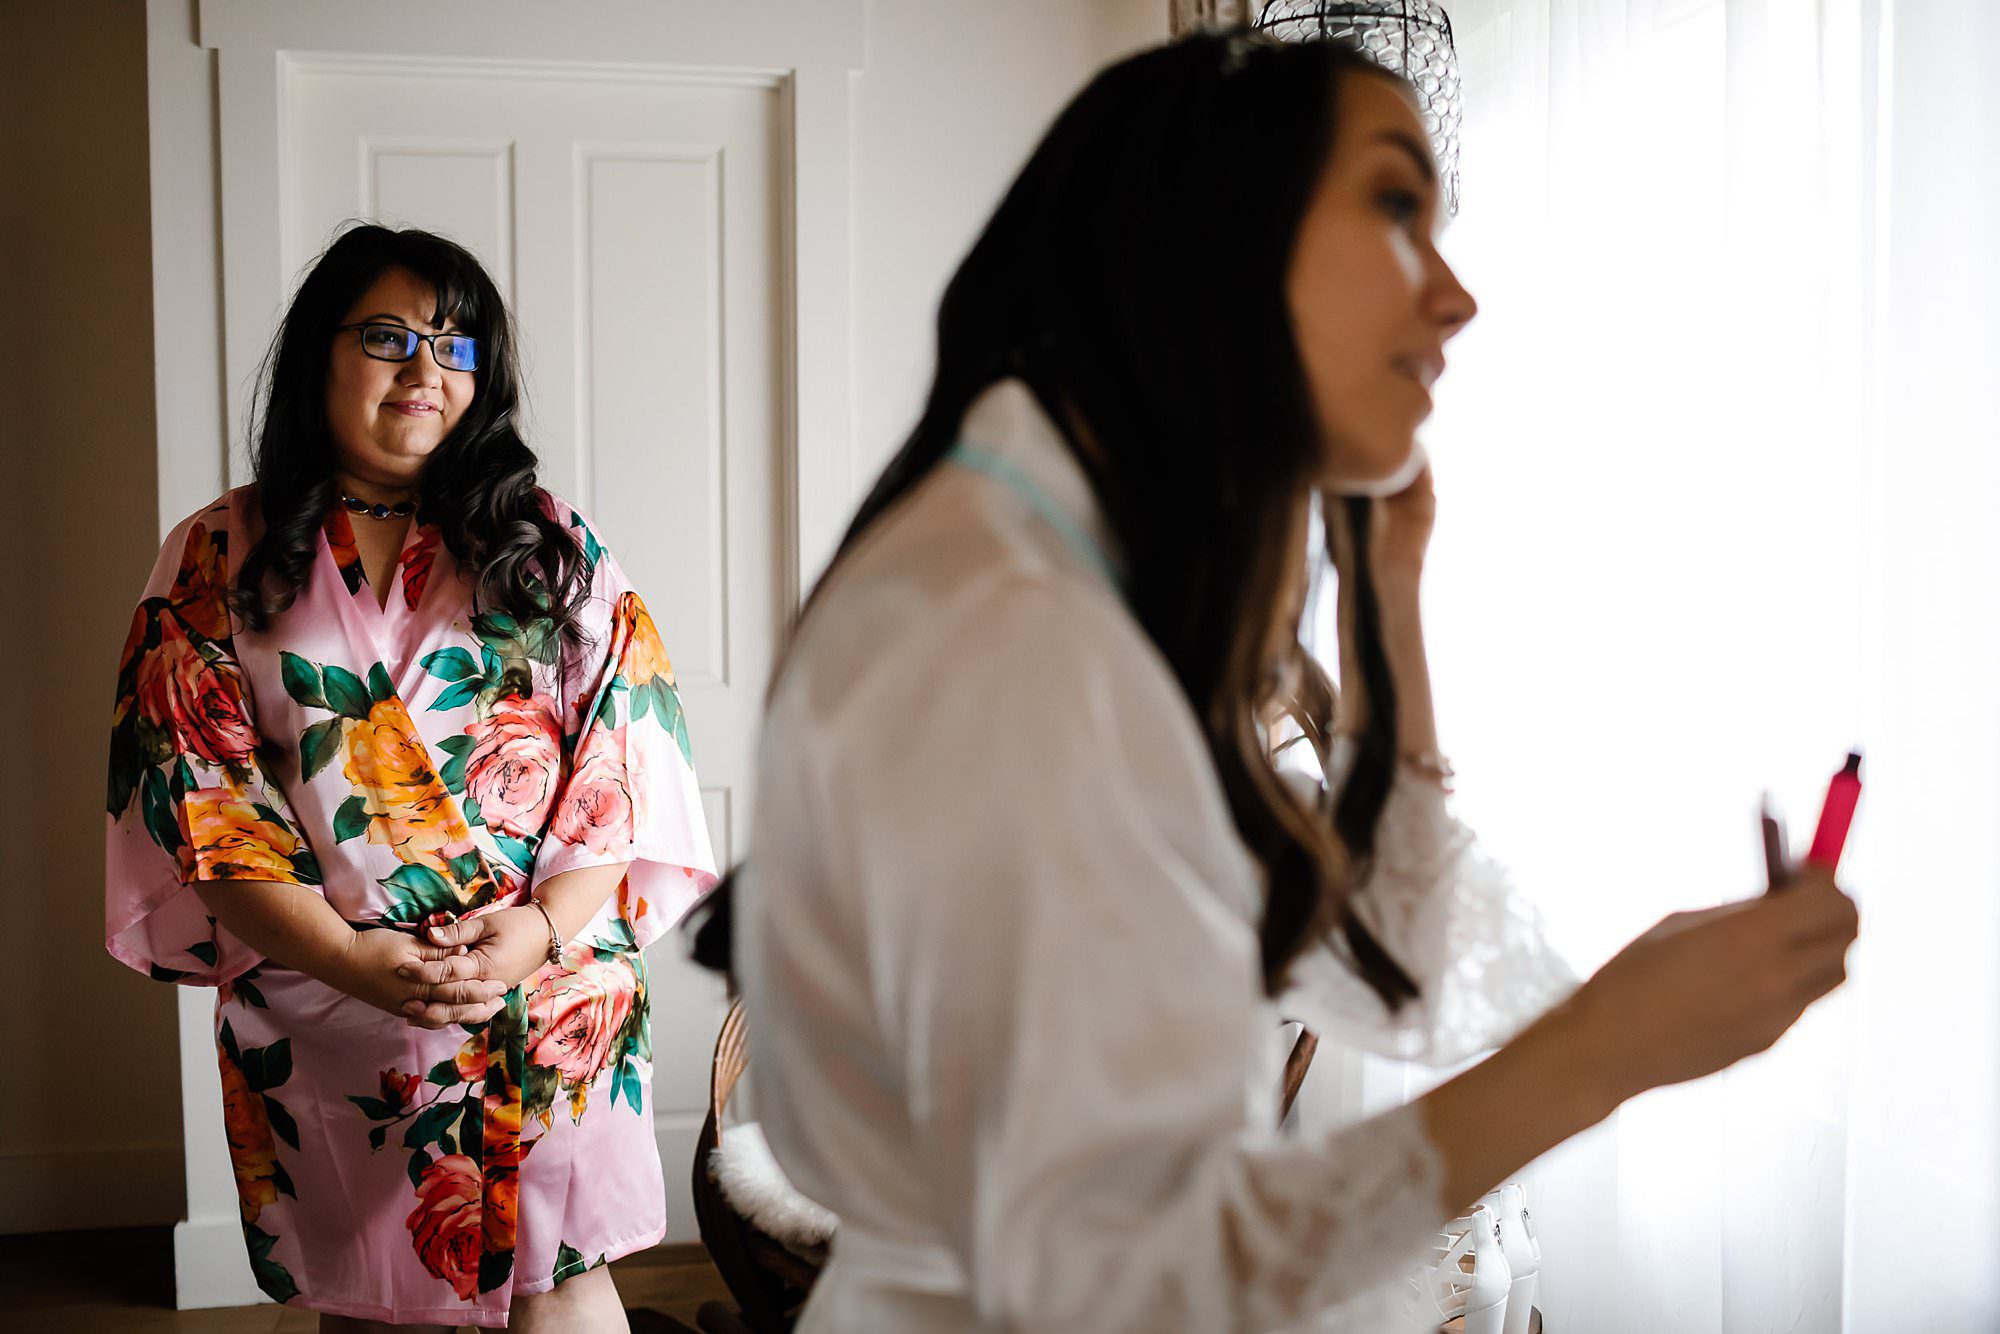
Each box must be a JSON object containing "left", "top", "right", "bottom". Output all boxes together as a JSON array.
[{"left": 104, "top": 489, "right": 716, "bottom": 1327}]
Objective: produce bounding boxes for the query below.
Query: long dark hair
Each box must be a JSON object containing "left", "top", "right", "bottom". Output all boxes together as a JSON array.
[
  {"left": 231, "top": 225, "right": 590, "bottom": 643},
  {"left": 694, "top": 32, "right": 1418, "bottom": 1006}
]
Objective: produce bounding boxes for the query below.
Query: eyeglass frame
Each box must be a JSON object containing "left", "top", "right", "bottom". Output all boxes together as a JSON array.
[{"left": 333, "top": 321, "right": 482, "bottom": 372}]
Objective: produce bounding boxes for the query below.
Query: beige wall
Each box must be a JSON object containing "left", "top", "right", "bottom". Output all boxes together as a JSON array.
[
  {"left": 0, "top": 0, "right": 186, "bottom": 1232},
  {"left": 0, "top": 0, "right": 1170, "bottom": 1235}
]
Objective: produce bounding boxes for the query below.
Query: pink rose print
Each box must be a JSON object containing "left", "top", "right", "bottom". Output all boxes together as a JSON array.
[
  {"left": 463, "top": 694, "right": 564, "bottom": 837},
  {"left": 136, "top": 614, "right": 260, "bottom": 768},
  {"left": 526, "top": 957, "right": 636, "bottom": 1090},
  {"left": 406, "top": 1153, "right": 483, "bottom": 1300},
  {"left": 547, "top": 741, "right": 633, "bottom": 855}
]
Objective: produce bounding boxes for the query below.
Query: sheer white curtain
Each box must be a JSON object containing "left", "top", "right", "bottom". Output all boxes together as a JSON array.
[{"left": 1299, "top": 1, "right": 1999, "bottom": 1328}]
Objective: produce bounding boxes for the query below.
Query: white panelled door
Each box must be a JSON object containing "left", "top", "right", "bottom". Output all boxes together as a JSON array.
[
  {"left": 285, "top": 68, "right": 777, "bottom": 1205},
  {"left": 150, "top": 0, "right": 861, "bottom": 1306}
]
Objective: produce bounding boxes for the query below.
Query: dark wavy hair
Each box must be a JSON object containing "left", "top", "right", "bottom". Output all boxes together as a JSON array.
[
  {"left": 694, "top": 32, "right": 1418, "bottom": 1006},
  {"left": 231, "top": 225, "right": 590, "bottom": 644}
]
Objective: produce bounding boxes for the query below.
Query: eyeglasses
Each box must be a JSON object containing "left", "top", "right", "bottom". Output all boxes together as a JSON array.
[{"left": 335, "top": 322, "right": 481, "bottom": 372}]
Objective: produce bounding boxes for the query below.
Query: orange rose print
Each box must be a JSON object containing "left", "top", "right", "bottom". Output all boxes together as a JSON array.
[
  {"left": 455, "top": 1036, "right": 486, "bottom": 1085},
  {"left": 617, "top": 592, "right": 676, "bottom": 688},
  {"left": 169, "top": 521, "right": 233, "bottom": 641},
  {"left": 406, "top": 1154, "right": 483, "bottom": 1301},
  {"left": 184, "top": 787, "right": 303, "bottom": 880},
  {"left": 342, "top": 698, "right": 473, "bottom": 867},
  {"left": 136, "top": 615, "right": 260, "bottom": 768},
  {"left": 219, "top": 1048, "right": 281, "bottom": 1224}
]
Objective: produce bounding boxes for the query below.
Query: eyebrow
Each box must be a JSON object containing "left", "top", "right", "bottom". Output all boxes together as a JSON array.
[
  {"left": 1372, "top": 130, "right": 1438, "bottom": 187},
  {"left": 355, "top": 312, "right": 461, "bottom": 333}
]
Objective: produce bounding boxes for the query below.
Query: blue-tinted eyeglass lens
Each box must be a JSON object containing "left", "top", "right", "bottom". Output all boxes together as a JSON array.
[
  {"left": 360, "top": 324, "right": 418, "bottom": 359},
  {"left": 435, "top": 335, "right": 479, "bottom": 371}
]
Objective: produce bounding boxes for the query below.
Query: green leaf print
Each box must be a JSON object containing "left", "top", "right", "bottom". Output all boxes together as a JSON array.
[
  {"left": 333, "top": 794, "right": 370, "bottom": 843},
  {"left": 321, "top": 664, "right": 373, "bottom": 719},
  {"left": 426, "top": 1058, "right": 459, "bottom": 1087},
  {"left": 456, "top": 1098, "right": 483, "bottom": 1169},
  {"left": 568, "top": 512, "right": 605, "bottom": 574},
  {"left": 613, "top": 1057, "right": 645, "bottom": 1115},
  {"left": 475, "top": 610, "right": 523, "bottom": 640},
  {"left": 219, "top": 1019, "right": 243, "bottom": 1066},
  {"left": 240, "top": 1037, "right": 288, "bottom": 1092},
  {"left": 140, "top": 767, "right": 182, "bottom": 857},
  {"left": 492, "top": 834, "right": 535, "bottom": 875},
  {"left": 420, "top": 646, "right": 480, "bottom": 682},
  {"left": 445, "top": 851, "right": 484, "bottom": 890},
  {"left": 553, "top": 1241, "right": 607, "bottom": 1285},
  {"left": 299, "top": 717, "right": 343, "bottom": 780},
  {"left": 429, "top": 678, "right": 482, "bottom": 713},
  {"left": 233, "top": 975, "right": 267, "bottom": 1008},
  {"left": 348, "top": 1094, "right": 398, "bottom": 1121},
  {"left": 288, "top": 847, "right": 323, "bottom": 886},
  {"left": 478, "top": 1248, "right": 515, "bottom": 1295},
  {"left": 403, "top": 1101, "right": 458, "bottom": 1152},
  {"left": 366, "top": 662, "right": 396, "bottom": 703},
  {"left": 368, "top": 1122, "right": 389, "bottom": 1150},
  {"left": 380, "top": 863, "right": 459, "bottom": 916},
  {"left": 148, "top": 963, "right": 191, "bottom": 983},
  {"left": 279, "top": 652, "right": 328, "bottom": 710},
  {"left": 523, "top": 1062, "right": 560, "bottom": 1130},
  {"left": 264, "top": 1096, "right": 300, "bottom": 1151},
  {"left": 242, "top": 1223, "right": 300, "bottom": 1304},
  {"left": 187, "top": 940, "right": 219, "bottom": 968},
  {"left": 260, "top": 1039, "right": 293, "bottom": 1089},
  {"left": 435, "top": 733, "right": 475, "bottom": 794},
  {"left": 650, "top": 679, "right": 694, "bottom": 766}
]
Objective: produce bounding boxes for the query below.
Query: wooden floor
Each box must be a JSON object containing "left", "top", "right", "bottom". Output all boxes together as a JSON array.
[{"left": 0, "top": 1228, "right": 734, "bottom": 1332}]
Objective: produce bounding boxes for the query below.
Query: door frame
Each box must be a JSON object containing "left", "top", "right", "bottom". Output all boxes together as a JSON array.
[{"left": 146, "top": 0, "right": 861, "bottom": 1306}]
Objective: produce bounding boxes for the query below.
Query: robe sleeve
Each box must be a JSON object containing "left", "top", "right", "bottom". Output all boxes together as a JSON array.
[
  {"left": 104, "top": 504, "right": 323, "bottom": 986},
  {"left": 533, "top": 512, "right": 717, "bottom": 950},
  {"left": 1275, "top": 739, "right": 1579, "bottom": 1066}
]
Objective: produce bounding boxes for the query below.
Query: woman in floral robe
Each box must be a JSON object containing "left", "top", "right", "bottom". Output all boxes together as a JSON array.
[{"left": 105, "top": 225, "right": 715, "bottom": 1331}]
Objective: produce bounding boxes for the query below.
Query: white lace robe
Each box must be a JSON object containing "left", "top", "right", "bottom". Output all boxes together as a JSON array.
[{"left": 735, "top": 380, "right": 1575, "bottom": 1333}]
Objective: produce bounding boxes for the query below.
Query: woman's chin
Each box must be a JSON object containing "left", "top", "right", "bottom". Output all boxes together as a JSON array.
[{"left": 1324, "top": 439, "right": 1424, "bottom": 499}]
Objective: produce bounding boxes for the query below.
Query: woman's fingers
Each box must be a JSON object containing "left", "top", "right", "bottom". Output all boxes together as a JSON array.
[
  {"left": 425, "top": 917, "right": 485, "bottom": 949},
  {"left": 402, "top": 995, "right": 506, "bottom": 1029},
  {"left": 399, "top": 952, "right": 480, "bottom": 985},
  {"left": 403, "top": 977, "right": 505, "bottom": 1009}
]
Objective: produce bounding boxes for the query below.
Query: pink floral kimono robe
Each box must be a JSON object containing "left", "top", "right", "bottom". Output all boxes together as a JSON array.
[{"left": 104, "top": 489, "right": 717, "bottom": 1327}]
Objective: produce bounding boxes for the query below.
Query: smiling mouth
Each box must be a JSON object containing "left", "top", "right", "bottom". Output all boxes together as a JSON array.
[{"left": 385, "top": 401, "right": 439, "bottom": 416}]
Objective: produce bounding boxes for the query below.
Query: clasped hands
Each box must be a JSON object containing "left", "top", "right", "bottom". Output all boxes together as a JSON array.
[{"left": 340, "top": 906, "right": 556, "bottom": 1029}]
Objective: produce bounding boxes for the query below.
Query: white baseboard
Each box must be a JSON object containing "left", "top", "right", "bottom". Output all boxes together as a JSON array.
[
  {"left": 0, "top": 1143, "right": 185, "bottom": 1235},
  {"left": 174, "top": 1212, "right": 269, "bottom": 1310},
  {"left": 656, "top": 1109, "right": 706, "bottom": 1244}
]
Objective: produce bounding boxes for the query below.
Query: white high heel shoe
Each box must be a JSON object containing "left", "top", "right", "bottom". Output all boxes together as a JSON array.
[
  {"left": 1414, "top": 1203, "right": 1511, "bottom": 1334},
  {"left": 1483, "top": 1183, "right": 1541, "bottom": 1334}
]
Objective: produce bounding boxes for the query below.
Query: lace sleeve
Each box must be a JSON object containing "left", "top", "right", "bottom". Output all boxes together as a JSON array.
[{"left": 1277, "top": 740, "right": 1579, "bottom": 1066}]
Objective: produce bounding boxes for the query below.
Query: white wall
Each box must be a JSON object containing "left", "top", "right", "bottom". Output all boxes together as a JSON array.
[
  {"left": 1, "top": 0, "right": 1170, "bottom": 1238},
  {"left": 850, "top": 0, "right": 1168, "bottom": 491}
]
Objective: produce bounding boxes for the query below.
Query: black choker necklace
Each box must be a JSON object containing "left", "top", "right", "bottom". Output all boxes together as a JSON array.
[{"left": 340, "top": 493, "right": 417, "bottom": 521}]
